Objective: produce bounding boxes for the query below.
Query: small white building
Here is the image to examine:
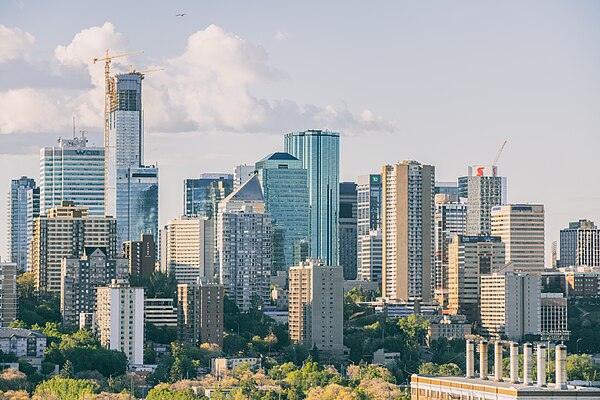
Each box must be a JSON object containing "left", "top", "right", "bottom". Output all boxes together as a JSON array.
[{"left": 211, "top": 357, "right": 261, "bottom": 376}]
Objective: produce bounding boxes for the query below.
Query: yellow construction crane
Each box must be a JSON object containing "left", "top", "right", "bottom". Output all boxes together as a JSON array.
[
  {"left": 128, "top": 65, "right": 165, "bottom": 75},
  {"left": 92, "top": 50, "right": 142, "bottom": 144}
]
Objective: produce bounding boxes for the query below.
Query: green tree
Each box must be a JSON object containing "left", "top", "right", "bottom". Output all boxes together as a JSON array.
[
  {"left": 17, "top": 272, "right": 35, "bottom": 300},
  {"left": 567, "top": 354, "right": 600, "bottom": 381},
  {"left": 33, "top": 377, "right": 98, "bottom": 400}
]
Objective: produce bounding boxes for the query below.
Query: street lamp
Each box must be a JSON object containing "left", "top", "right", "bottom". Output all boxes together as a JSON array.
[{"left": 576, "top": 338, "right": 582, "bottom": 355}]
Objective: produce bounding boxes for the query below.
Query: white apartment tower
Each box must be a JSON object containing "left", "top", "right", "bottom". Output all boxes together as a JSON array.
[
  {"left": 466, "top": 165, "right": 507, "bottom": 236},
  {"left": 559, "top": 219, "right": 600, "bottom": 267},
  {"left": 381, "top": 161, "right": 435, "bottom": 301},
  {"left": 96, "top": 279, "right": 144, "bottom": 366},
  {"left": 480, "top": 270, "right": 541, "bottom": 340},
  {"left": 166, "top": 216, "right": 215, "bottom": 284},
  {"left": 217, "top": 175, "right": 272, "bottom": 312},
  {"left": 491, "top": 204, "right": 545, "bottom": 272},
  {"left": 288, "top": 259, "right": 345, "bottom": 358},
  {"left": 357, "top": 174, "right": 382, "bottom": 283}
]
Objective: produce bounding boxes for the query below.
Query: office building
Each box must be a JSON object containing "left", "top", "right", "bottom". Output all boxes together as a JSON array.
[
  {"left": 491, "top": 204, "right": 545, "bottom": 272},
  {"left": 540, "top": 292, "right": 569, "bottom": 341},
  {"left": 357, "top": 174, "right": 382, "bottom": 282},
  {"left": 144, "top": 298, "right": 178, "bottom": 328},
  {"left": 177, "top": 280, "right": 224, "bottom": 347},
  {"left": 32, "top": 201, "right": 117, "bottom": 294},
  {"left": 466, "top": 165, "right": 507, "bottom": 236},
  {"left": 447, "top": 236, "right": 505, "bottom": 324},
  {"left": 96, "top": 279, "right": 144, "bottom": 366},
  {"left": 339, "top": 182, "right": 358, "bottom": 280},
  {"left": 183, "top": 174, "right": 233, "bottom": 217},
  {"left": 104, "top": 72, "right": 159, "bottom": 245},
  {"left": 434, "top": 194, "right": 467, "bottom": 306},
  {"left": 166, "top": 216, "right": 215, "bottom": 284},
  {"left": 288, "top": 259, "right": 345, "bottom": 358},
  {"left": 233, "top": 165, "right": 255, "bottom": 190},
  {"left": 217, "top": 176, "right": 272, "bottom": 311},
  {"left": 40, "top": 134, "right": 105, "bottom": 217},
  {"left": 284, "top": 130, "right": 340, "bottom": 265},
  {"left": 434, "top": 181, "right": 460, "bottom": 197},
  {"left": 26, "top": 186, "right": 40, "bottom": 272},
  {"left": 7, "top": 177, "right": 37, "bottom": 271},
  {"left": 480, "top": 270, "right": 541, "bottom": 340},
  {"left": 559, "top": 219, "right": 600, "bottom": 267},
  {"left": 358, "top": 229, "right": 382, "bottom": 283},
  {"left": 255, "top": 152, "right": 309, "bottom": 271},
  {"left": 123, "top": 234, "right": 156, "bottom": 279},
  {"left": 61, "top": 247, "right": 128, "bottom": 326},
  {"left": 0, "top": 263, "right": 17, "bottom": 327},
  {"left": 381, "top": 161, "right": 435, "bottom": 301}
]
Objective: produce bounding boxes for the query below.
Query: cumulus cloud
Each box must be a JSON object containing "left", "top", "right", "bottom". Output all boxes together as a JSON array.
[
  {"left": 0, "top": 25, "right": 35, "bottom": 63},
  {"left": 0, "top": 22, "right": 395, "bottom": 138},
  {"left": 274, "top": 31, "right": 288, "bottom": 41}
]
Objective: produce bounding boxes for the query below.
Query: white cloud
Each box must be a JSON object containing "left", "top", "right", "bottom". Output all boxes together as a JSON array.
[
  {"left": 0, "top": 22, "right": 395, "bottom": 137},
  {"left": 274, "top": 31, "right": 288, "bottom": 41},
  {"left": 0, "top": 25, "right": 35, "bottom": 63}
]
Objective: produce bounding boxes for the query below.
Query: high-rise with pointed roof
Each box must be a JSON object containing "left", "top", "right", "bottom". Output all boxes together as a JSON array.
[
  {"left": 256, "top": 152, "right": 309, "bottom": 271},
  {"left": 217, "top": 175, "right": 272, "bottom": 311},
  {"left": 284, "top": 130, "right": 340, "bottom": 265}
]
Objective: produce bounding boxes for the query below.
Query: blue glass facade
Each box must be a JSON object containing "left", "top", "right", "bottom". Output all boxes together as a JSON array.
[
  {"left": 256, "top": 152, "right": 309, "bottom": 270},
  {"left": 125, "top": 167, "right": 158, "bottom": 245},
  {"left": 284, "top": 130, "right": 340, "bottom": 265},
  {"left": 183, "top": 174, "right": 233, "bottom": 217},
  {"left": 8, "top": 176, "right": 37, "bottom": 271}
]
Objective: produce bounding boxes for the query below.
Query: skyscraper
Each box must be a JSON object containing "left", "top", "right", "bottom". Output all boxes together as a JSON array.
[
  {"left": 105, "top": 72, "right": 158, "bottom": 245},
  {"left": 217, "top": 176, "right": 272, "bottom": 312},
  {"left": 96, "top": 279, "right": 144, "bottom": 366},
  {"left": 447, "top": 235, "right": 505, "bottom": 324},
  {"left": 31, "top": 201, "right": 117, "bottom": 294},
  {"left": 166, "top": 216, "right": 215, "bottom": 284},
  {"left": 339, "top": 182, "right": 357, "bottom": 280},
  {"left": 40, "top": 135, "right": 105, "bottom": 216},
  {"left": 284, "top": 130, "right": 340, "bottom": 265},
  {"left": 491, "top": 204, "right": 545, "bottom": 272},
  {"left": 61, "top": 247, "right": 128, "bottom": 326},
  {"left": 256, "top": 152, "right": 309, "bottom": 271},
  {"left": 434, "top": 193, "right": 467, "bottom": 305},
  {"left": 288, "top": 259, "right": 345, "bottom": 359},
  {"left": 123, "top": 234, "right": 156, "bottom": 279},
  {"left": 177, "top": 279, "right": 224, "bottom": 347},
  {"left": 357, "top": 174, "right": 382, "bottom": 282},
  {"left": 381, "top": 161, "right": 435, "bottom": 301},
  {"left": 233, "top": 165, "right": 255, "bottom": 190},
  {"left": 466, "top": 165, "right": 507, "bottom": 236},
  {"left": 559, "top": 219, "right": 600, "bottom": 267},
  {"left": 0, "top": 263, "right": 17, "bottom": 327},
  {"left": 7, "top": 176, "right": 37, "bottom": 271},
  {"left": 183, "top": 174, "right": 233, "bottom": 217}
]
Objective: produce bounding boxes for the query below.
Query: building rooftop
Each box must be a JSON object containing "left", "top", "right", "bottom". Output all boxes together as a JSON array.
[
  {"left": 0, "top": 328, "right": 46, "bottom": 339},
  {"left": 412, "top": 375, "right": 600, "bottom": 395},
  {"left": 223, "top": 175, "right": 263, "bottom": 203},
  {"left": 258, "top": 152, "right": 299, "bottom": 162}
]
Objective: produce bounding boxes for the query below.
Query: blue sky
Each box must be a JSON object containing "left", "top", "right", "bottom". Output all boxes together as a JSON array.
[{"left": 1, "top": 1, "right": 600, "bottom": 260}]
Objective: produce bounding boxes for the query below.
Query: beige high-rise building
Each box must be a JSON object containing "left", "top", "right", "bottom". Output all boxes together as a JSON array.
[
  {"left": 166, "top": 216, "right": 215, "bottom": 284},
  {"left": 177, "top": 279, "right": 224, "bottom": 347},
  {"left": 447, "top": 236, "right": 505, "bottom": 324},
  {"left": 491, "top": 204, "right": 545, "bottom": 272},
  {"left": 31, "top": 201, "right": 117, "bottom": 294},
  {"left": 480, "top": 270, "right": 541, "bottom": 340},
  {"left": 0, "top": 263, "right": 17, "bottom": 327},
  {"left": 381, "top": 161, "right": 435, "bottom": 301},
  {"left": 288, "top": 259, "right": 345, "bottom": 358},
  {"left": 96, "top": 279, "right": 144, "bottom": 366}
]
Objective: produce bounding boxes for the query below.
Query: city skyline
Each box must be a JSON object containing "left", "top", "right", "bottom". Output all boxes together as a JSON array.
[{"left": 1, "top": 1, "right": 600, "bottom": 260}]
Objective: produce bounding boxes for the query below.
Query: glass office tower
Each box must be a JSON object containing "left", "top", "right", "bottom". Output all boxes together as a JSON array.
[
  {"left": 256, "top": 152, "right": 309, "bottom": 271},
  {"left": 284, "top": 130, "right": 340, "bottom": 265},
  {"left": 105, "top": 72, "right": 159, "bottom": 245},
  {"left": 183, "top": 174, "right": 233, "bottom": 217},
  {"left": 8, "top": 176, "right": 37, "bottom": 271}
]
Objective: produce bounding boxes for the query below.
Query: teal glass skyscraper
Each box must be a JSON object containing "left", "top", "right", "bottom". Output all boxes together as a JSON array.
[
  {"left": 284, "top": 130, "right": 340, "bottom": 265},
  {"left": 256, "top": 152, "right": 309, "bottom": 270}
]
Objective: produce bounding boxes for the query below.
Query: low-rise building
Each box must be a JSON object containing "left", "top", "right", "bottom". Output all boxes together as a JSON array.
[
  {"left": 373, "top": 349, "right": 401, "bottom": 367},
  {"left": 541, "top": 292, "right": 570, "bottom": 342},
  {"left": 0, "top": 328, "right": 46, "bottom": 359},
  {"left": 426, "top": 315, "right": 471, "bottom": 344},
  {"left": 0, "top": 263, "right": 17, "bottom": 327},
  {"left": 210, "top": 357, "right": 261, "bottom": 376}
]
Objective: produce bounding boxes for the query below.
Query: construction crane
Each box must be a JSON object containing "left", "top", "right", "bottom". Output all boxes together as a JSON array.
[
  {"left": 92, "top": 50, "right": 142, "bottom": 145},
  {"left": 128, "top": 66, "right": 165, "bottom": 75},
  {"left": 493, "top": 140, "right": 508, "bottom": 166}
]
